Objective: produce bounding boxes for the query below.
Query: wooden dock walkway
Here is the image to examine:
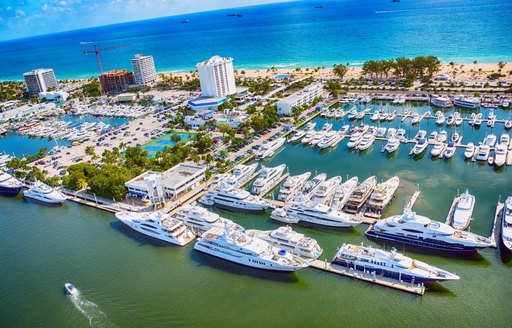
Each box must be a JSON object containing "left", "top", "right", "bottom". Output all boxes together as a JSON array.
[
  {"left": 489, "top": 202, "right": 504, "bottom": 248},
  {"left": 309, "top": 260, "right": 425, "bottom": 295},
  {"left": 406, "top": 190, "right": 421, "bottom": 209},
  {"left": 444, "top": 196, "right": 459, "bottom": 224}
]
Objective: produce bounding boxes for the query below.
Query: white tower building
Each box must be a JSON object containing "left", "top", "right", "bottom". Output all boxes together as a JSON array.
[
  {"left": 196, "top": 55, "right": 236, "bottom": 98},
  {"left": 131, "top": 54, "right": 156, "bottom": 85},
  {"left": 23, "top": 68, "right": 58, "bottom": 94}
]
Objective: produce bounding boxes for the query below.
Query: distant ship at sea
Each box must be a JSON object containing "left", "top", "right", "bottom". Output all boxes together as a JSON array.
[{"left": 181, "top": 19, "right": 189, "bottom": 24}]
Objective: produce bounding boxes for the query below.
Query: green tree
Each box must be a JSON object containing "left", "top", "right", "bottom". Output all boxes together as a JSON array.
[
  {"left": 332, "top": 64, "right": 349, "bottom": 79},
  {"left": 218, "top": 123, "right": 233, "bottom": 136}
]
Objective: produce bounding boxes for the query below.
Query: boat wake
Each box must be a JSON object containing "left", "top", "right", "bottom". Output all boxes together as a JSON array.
[{"left": 70, "top": 294, "right": 117, "bottom": 328}]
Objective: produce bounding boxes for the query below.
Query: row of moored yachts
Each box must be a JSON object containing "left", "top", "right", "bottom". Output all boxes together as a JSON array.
[
  {"left": 114, "top": 204, "right": 464, "bottom": 283},
  {"left": 17, "top": 120, "right": 111, "bottom": 142}
]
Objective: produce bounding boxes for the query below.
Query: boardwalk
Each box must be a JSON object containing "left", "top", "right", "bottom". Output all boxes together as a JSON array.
[
  {"left": 489, "top": 202, "right": 504, "bottom": 248},
  {"left": 309, "top": 259, "right": 425, "bottom": 295}
]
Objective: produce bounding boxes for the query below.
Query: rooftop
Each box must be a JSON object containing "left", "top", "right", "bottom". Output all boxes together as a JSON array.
[{"left": 125, "top": 163, "right": 205, "bottom": 189}]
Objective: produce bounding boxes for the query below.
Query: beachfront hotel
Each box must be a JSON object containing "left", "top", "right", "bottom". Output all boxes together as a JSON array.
[
  {"left": 131, "top": 54, "right": 156, "bottom": 86},
  {"left": 196, "top": 55, "right": 237, "bottom": 98},
  {"left": 100, "top": 69, "right": 134, "bottom": 94},
  {"left": 23, "top": 68, "right": 58, "bottom": 94},
  {"left": 276, "top": 82, "right": 324, "bottom": 116}
]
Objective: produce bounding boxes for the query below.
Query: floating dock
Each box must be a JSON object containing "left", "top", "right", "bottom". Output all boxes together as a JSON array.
[
  {"left": 489, "top": 202, "right": 504, "bottom": 248},
  {"left": 444, "top": 195, "right": 459, "bottom": 224},
  {"left": 309, "top": 259, "right": 425, "bottom": 295}
]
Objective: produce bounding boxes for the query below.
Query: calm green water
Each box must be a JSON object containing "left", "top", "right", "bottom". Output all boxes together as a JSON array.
[{"left": 1, "top": 104, "right": 512, "bottom": 327}]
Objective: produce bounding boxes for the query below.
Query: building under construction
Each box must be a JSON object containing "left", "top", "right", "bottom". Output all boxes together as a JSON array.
[{"left": 99, "top": 69, "right": 134, "bottom": 94}]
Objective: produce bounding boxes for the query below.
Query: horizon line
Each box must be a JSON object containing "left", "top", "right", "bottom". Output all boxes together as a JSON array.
[{"left": 0, "top": 0, "right": 297, "bottom": 44}]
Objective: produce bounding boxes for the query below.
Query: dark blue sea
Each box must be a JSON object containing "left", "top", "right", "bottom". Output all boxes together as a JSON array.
[{"left": 0, "top": 0, "right": 511, "bottom": 81}]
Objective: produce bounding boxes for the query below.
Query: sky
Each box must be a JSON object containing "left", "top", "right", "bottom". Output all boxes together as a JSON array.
[{"left": 0, "top": 0, "right": 290, "bottom": 41}]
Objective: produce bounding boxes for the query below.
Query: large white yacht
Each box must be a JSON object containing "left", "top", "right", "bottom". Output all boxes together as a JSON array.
[
  {"left": 251, "top": 164, "right": 286, "bottom": 195},
  {"left": 331, "top": 177, "right": 358, "bottom": 210},
  {"left": 274, "top": 200, "right": 362, "bottom": 228},
  {"left": 383, "top": 138, "right": 400, "bottom": 154},
  {"left": 200, "top": 184, "right": 270, "bottom": 212},
  {"left": 225, "top": 163, "right": 258, "bottom": 187},
  {"left": 493, "top": 143, "right": 508, "bottom": 167},
  {"left": 310, "top": 176, "right": 341, "bottom": 205},
  {"left": 173, "top": 204, "right": 243, "bottom": 235},
  {"left": 115, "top": 211, "right": 195, "bottom": 246},
  {"left": 245, "top": 226, "right": 323, "bottom": 260},
  {"left": 450, "top": 190, "right": 475, "bottom": 230},
  {"left": 431, "top": 96, "right": 454, "bottom": 108},
  {"left": 298, "top": 173, "right": 326, "bottom": 198},
  {"left": 277, "top": 172, "right": 311, "bottom": 202},
  {"left": 344, "top": 176, "right": 377, "bottom": 214},
  {"left": 453, "top": 95, "right": 481, "bottom": 109},
  {"left": 255, "top": 137, "right": 286, "bottom": 159},
  {"left": 23, "top": 181, "right": 66, "bottom": 204},
  {"left": 194, "top": 226, "right": 309, "bottom": 271},
  {"left": 0, "top": 171, "right": 23, "bottom": 196},
  {"left": 332, "top": 243, "right": 460, "bottom": 283},
  {"left": 289, "top": 122, "right": 316, "bottom": 143},
  {"left": 475, "top": 144, "right": 490, "bottom": 161},
  {"left": 365, "top": 176, "right": 399, "bottom": 215},
  {"left": 366, "top": 208, "right": 493, "bottom": 252},
  {"left": 501, "top": 196, "right": 512, "bottom": 251}
]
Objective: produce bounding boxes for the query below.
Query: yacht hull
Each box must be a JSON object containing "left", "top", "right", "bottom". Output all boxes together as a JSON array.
[
  {"left": 331, "top": 259, "right": 451, "bottom": 283},
  {"left": 194, "top": 242, "right": 302, "bottom": 272},
  {"left": 365, "top": 229, "right": 483, "bottom": 252},
  {"left": 0, "top": 185, "right": 21, "bottom": 196},
  {"left": 119, "top": 220, "right": 191, "bottom": 246}
]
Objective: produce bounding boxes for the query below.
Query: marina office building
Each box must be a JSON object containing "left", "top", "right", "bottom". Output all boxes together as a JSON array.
[
  {"left": 125, "top": 163, "right": 206, "bottom": 200},
  {"left": 131, "top": 54, "right": 156, "bottom": 86},
  {"left": 277, "top": 82, "right": 324, "bottom": 116},
  {"left": 23, "top": 68, "right": 58, "bottom": 94}
]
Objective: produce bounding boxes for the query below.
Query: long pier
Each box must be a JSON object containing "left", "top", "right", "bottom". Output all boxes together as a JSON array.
[
  {"left": 444, "top": 195, "right": 459, "bottom": 225},
  {"left": 309, "top": 259, "right": 425, "bottom": 295}
]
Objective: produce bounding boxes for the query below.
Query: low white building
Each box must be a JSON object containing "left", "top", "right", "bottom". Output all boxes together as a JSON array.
[
  {"left": 38, "top": 91, "right": 68, "bottom": 101},
  {"left": 125, "top": 163, "right": 206, "bottom": 199},
  {"left": 276, "top": 82, "right": 324, "bottom": 116},
  {"left": 116, "top": 93, "right": 137, "bottom": 102}
]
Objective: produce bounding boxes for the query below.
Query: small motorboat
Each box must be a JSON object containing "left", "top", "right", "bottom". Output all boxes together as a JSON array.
[
  {"left": 64, "top": 283, "right": 78, "bottom": 296},
  {"left": 488, "top": 156, "right": 494, "bottom": 166},
  {"left": 464, "top": 142, "right": 475, "bottom": 159}
]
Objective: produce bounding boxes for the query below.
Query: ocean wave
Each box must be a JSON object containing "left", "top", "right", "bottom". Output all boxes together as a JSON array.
[
  {"left": 263, "top": 63, "right": 299, "bottom": 68},
  {"left": 375, "top": 10, "right": 407, "bottom": 14}
]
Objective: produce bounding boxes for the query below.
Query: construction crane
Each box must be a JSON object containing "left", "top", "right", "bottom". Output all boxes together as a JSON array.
[{"left": 82, "top": 44, "right": 130, "bottom": 75}]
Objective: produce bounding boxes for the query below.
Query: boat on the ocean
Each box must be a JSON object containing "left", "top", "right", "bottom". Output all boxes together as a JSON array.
[
  {"left": 199, "top": 184, "right": 270, "bottom": 212},
  {"left": 64, "top": 283, "right": 78, "bottom": 296},
  {"left": 251, "top": 164, "right": 286, "bottom": 195},
  {"left": 23, "top": 181, "right": 66, "bottom": 204},
  {"left": 173, "top": 204, "right": 243, "bottom": 235},
  {"left": 344, "top": 176, "right": 377, "bottom": 214},
  {"left": 245, "top": 226, "right": 323, "bottom": 260},
  {"left": 115, "top": 211, "right": 195, "bottom": 246},
  {"left": 450, "top": 190, "right": 475, "bottom": 230},
  {"left": 332, "top": 243, "right": 460, "bottom": 283},
  {"left": 194, "top": 226, "right": 309, "bottom": 272},
  {"left": 366, "top": 208, "right": 493, "bottom": 252},
  {"left": 277, "top": 172, "right": 311, "bottom": 202},
  {"left": 501, "top": 196, "right": 512, "bottom": 251},
  {"left": 0, "top": 171, "right": 23, "bottom": 196},
  {"left": 255, "top": 137, "right": 286, "bottom": 159},
  {"left": 365, "top": 176, "right": 400, "bottom": 216},
  {"left": 357, "top": 134, "right": 375, "bottom": 151}
]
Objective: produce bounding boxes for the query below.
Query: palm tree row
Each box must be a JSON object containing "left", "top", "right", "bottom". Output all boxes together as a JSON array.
[{"left": 362, "top": 56, "right": 441, "bottom": 80}]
